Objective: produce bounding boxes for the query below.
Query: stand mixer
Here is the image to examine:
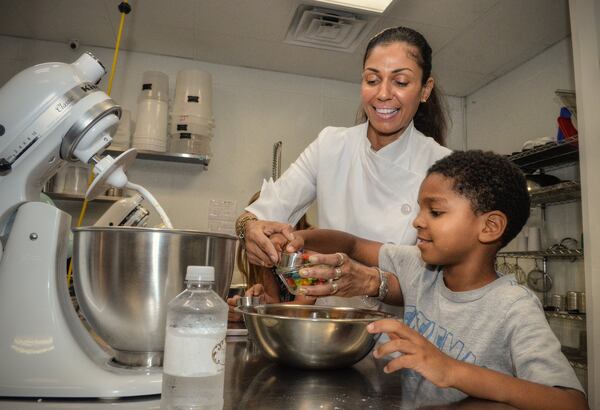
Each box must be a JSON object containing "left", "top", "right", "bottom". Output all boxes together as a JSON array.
[{"left": 0, "top": 53, "right": 162, "bottom": 397}]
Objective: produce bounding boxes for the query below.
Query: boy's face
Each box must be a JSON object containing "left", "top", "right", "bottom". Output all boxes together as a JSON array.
[{"left": 412, "top": 173, "right": 483, "bottom": 266}]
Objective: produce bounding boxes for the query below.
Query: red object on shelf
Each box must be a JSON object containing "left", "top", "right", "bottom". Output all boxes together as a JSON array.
[{"left": 557, "top": 116, "right": 578, "bottom": 148}]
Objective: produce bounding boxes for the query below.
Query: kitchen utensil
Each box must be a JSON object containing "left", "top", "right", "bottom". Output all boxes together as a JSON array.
[
  {"left": 274, "top": 250, "right": 327, "bottom": 295},
  {"left": 560, "top": 237, "right": 579, "bottom": 250},
  {"left": 72, "top": 226, "right": 237, "bottom": 367},
  {"left": 495, "top": 256, "right": 511, "bottom": 276},
  {"left": 526, "top": 174, "right": 562, "bottom": 186},
  {"left": 566, "top": 291, "right": 578, "bottom": 313},
  {"left": 276, "top": 250, "right": 305, "bottom": 272},
  {"left": 551, "top": 294, "right": 566, "bottom": 311},
  {"left": 513, "top": 258, "right": 527, "bottom": 285},
  {"left": 239, "top": 304, "right": 393, "bottom": 369},
  {"left": 237, "top": 296, "right": 263, "bottom": 307},
  {"left": 527, "top": 266, "right": 552, "bottom": 292}
]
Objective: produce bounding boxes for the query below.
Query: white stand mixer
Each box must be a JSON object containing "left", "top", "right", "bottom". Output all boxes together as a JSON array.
[{"left": 0, "top": 53, "right": 162, "bottom": 397}]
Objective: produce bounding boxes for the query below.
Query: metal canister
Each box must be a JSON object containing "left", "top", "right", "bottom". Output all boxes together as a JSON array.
[
  {"left": 576, "top": 292, "right": 586, "bottom": 314},
  {"left": 566, "top": 291, "right": 578, "bottom": 313},
  {"left": 551, "top": 294, "right": 565, "bottom": 311}
]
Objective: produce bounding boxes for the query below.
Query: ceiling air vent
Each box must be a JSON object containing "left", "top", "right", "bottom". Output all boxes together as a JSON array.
[{"left": 285, "top": 5, "right": 377, "bottom": 53}]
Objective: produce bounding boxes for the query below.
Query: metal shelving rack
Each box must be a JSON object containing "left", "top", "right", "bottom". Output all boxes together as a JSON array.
[
  {"left": 497, "top": 249, "right": 583, "bottom": 259},
  {"left": 506, "top": 121, "right": 586, "bottom": 373},
  {"left": 506, "top": 136, "right": 579, "bottom": 172},
  {"left": 529, "top": 181, "right": 581, "bottom": 206},
  {"left": 545, "top": 311, "right": 586, "bottom": 322}
]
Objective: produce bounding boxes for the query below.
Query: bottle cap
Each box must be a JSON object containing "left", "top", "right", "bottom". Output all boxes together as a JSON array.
[{"left": 186, "top": 266, "right": 214, "bottom": 281}]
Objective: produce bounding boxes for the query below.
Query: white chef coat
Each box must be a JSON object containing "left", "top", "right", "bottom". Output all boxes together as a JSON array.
[{"left": 246, "top": 121, "right": 451, "bottom": 307}]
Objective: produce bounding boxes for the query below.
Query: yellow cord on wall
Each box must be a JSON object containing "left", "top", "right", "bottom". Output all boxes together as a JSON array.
[{"left": 67, "top": 0, "right": 131, "bottom": 288}]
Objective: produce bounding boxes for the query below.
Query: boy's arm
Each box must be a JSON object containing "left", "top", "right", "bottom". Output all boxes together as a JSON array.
[
  {"left": 288, "top": 229, "right": 383, "bottom": 266},
  {"left": 368, "top": 320, "right": 588, "bottom": 410},
  {"left": 451, "top": 361, "right": 587, "bottom": 410}
]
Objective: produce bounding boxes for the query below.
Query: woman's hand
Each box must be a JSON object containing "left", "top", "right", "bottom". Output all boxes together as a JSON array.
[
  {"left": 367, "top": 319, "right": 458, "bottom": 388},
  {"left": 244, "top": 220, "right": 295, "bottom": 267},
  {"left": 294, "top": 253, "right": 379, "bottom": 298}
]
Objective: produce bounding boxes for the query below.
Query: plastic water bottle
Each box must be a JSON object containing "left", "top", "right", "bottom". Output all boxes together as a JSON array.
[{"left": 161, "top": 266, "right": 228, "bottom": 410}]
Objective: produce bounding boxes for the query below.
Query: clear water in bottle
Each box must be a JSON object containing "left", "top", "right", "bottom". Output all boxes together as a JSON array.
[{"left": 161, "top": 266, "right": 228, "bottom": 410}]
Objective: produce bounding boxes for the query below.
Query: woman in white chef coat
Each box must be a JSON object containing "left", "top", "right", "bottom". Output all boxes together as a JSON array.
[{"left": 235, "top": 26, "right": 451, "bottom": 306}]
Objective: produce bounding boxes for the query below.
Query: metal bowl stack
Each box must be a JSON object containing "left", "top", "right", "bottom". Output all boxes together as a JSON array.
[
  {"left": 72, "top": 226, "right": 237, "bottom": 367},
  {"left": 239, "top": 304, "right": 394, "bottom": 369}
]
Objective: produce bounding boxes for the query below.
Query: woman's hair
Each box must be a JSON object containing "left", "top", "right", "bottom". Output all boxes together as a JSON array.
[
  {"left": 357, "top": 26, "right": 448, "bottom": 147},
  {"left": 236, "top": 192, "right": 312, "bottom": 287}
]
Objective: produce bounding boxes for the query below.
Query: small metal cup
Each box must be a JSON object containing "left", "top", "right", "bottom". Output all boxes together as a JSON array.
[
  {"left": 276, "top": 251, "right": 304, "bottom": 273},
  {"left": 566, "top": 291, "right": 578, "bottom": 313},
  {"left": 237, "top": 296, "right": 262, "bottom": 308},
  {"left": 551, "top": 294, "right": 565, "bottom": 311}
]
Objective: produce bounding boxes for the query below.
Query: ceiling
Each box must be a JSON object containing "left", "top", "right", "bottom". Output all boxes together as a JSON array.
[{"left": 0, "top": 0, "right": 571, "bottom": 96}]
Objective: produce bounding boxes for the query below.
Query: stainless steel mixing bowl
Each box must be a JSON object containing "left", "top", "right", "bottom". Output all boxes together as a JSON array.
[
  {"left": 72, "top": 226, "right": 236, "bottom": 367},
  {"left": 240, "top": 304, "right": 394, "bottom": 369}
]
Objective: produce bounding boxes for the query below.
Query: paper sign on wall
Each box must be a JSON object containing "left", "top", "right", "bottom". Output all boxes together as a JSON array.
[{"left": 208, "top": 199, "right": 237, "bottom": 236}]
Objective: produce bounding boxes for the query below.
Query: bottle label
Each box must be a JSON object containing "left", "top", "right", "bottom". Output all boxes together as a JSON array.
[{"left": 164, "top": 329, "right": 227, "bottom": 377}]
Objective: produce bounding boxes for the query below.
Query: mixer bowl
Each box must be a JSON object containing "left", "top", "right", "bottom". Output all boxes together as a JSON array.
[
  {"left": 240, "top": 304, "right": 393, "bottom": 369},
  {"left": 72, "top": 226, "right": 236, "bottom": 367}
]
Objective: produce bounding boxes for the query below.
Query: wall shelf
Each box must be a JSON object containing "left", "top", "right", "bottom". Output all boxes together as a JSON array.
[
  {"left": 529, "top": 181, "right": 581, "bottom": 206},
  {"left": 46, "top": 191, "right": 123, "bottom": 203},
  {"left": 545, "top": 311, "right": 586, "bottom": 321},
  {"left": 105, "top": 148, "right": 210, "bottom": 166},
  {"left": 497, "top": 249, "right": 583, "bottom": 259},
  {"left": 507, "top": 136, "right": 579, "bottom": 173}
]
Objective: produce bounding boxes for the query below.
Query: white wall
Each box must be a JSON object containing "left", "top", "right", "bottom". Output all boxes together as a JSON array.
[{"left": 466, "top": 38, "right": 575, "bottom": 153}]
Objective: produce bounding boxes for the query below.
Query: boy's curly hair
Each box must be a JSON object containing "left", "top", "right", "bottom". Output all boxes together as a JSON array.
[{"left": 427, "top": 150, "right": 530, "bottom": 247}]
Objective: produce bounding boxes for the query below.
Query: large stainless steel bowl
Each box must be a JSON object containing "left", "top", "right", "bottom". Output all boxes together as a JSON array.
[
  {"left": 72, "top": 226, "right": 237, "bottom": 367},
  {"left": 240, "top": 304, "right": 393, "bottom": 369}
]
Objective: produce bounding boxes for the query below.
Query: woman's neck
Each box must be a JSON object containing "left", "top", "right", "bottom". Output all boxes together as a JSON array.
[{"left": 366, "top": 123, "right": 408, "bottom": 151}]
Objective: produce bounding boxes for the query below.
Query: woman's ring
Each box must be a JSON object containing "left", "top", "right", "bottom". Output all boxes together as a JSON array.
[
  {"left": 335, "top": 252, "right": 345, "bottom": 266},
  {"left": 334, "top": 267, "right": 342, "bottom": 280},
  {"left": 331, "top": 281, "right": 339, "bottom": 295}
]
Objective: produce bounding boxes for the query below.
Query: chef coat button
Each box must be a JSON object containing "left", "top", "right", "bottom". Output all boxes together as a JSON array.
[{"left": 401, "top": 204, "right": 412, "bottom": 215}]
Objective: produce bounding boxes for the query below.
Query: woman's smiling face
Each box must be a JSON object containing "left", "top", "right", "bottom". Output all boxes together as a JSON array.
[{"left": 361, "top": 41, "right": 433, "bottom": 140}]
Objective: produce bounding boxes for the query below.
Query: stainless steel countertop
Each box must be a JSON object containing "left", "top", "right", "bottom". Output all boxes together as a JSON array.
[{"left": 0, "top": 337, "right": 515, "bottom": 409}]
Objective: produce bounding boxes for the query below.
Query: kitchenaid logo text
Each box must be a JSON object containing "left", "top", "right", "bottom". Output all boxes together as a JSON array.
[{"left": 80, "top": 83, "right": 98, "bottom": 92}]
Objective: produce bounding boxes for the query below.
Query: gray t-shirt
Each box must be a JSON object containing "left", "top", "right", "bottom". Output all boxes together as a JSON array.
[{"left": 379, "top": 244, "right": 583, "bottom": 396}]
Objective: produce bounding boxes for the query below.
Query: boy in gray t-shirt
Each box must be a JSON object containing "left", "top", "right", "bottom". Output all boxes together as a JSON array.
[{"left": 286, "top": 150, "right": 587, "bottom": 409}]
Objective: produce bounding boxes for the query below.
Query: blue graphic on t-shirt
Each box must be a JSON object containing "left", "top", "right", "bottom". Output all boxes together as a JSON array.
[{"left": 404, "top": 305, "right": 476, "bottom": 364}]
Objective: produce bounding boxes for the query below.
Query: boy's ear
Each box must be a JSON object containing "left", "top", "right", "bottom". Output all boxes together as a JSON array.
[{"left": 479, "top": 211, "right": 507, "bottom": 244}]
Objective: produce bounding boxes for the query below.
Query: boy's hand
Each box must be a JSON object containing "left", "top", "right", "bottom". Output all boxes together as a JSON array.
[
  {"left": 284, "top": 235, "right": 305, "bottom": 253},
  {"left": 367, "top": 319, "right": 459, "bottom": 388},
  {"left": 226, "top": 295, "right": 242, "bottom": 322}
]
